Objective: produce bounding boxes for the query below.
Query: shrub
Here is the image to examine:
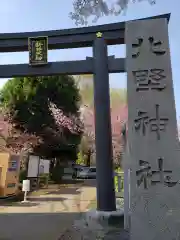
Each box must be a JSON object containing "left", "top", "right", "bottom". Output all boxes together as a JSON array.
[{"left": 19, "top": 169, "right": 27, "bottom": 183}]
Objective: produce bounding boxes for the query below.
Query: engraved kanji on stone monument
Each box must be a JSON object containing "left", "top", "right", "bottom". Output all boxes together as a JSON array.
[
  {"left": 134, "top": 104, "right": 169, "bottom": 140},
  {"left": 148, "top": 37, "right": 166, "bottom": 56},
  {"left": 134, "top": 111, "right": 149, "bottom": 136},
  {"left": 132, "top": 38, "right": 143, "bottom": 58},
  {"left": 149, "top": 104, "right": 169, "bottom": 140},
  {"left": 136, "top": 158, "right": 178, "bottom": 189},
  {"left": 133, "top": 69, "right": 166, "bottom": 91},
  {"left": 132, "top": 37, "right": 166, "bottom": 58},
  {"left": 136, "top": 160, "right": 152, "bottom": 189},
  {"left": 151, "top": 158, "right": 178, "bottom": 187},
  {"left": 126, "top": 16, "right": 180, "bottom": 240}
]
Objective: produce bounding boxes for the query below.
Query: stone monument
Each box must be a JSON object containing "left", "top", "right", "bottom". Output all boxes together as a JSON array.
[{"left": 126, "top": 17, "right": 180, "bottom": 239}]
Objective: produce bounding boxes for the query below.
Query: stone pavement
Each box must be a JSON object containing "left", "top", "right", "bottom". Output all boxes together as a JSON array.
[
  {"left": 59, "top": 216, "right": 129, "bottom": 240},
  {"left": 58, "top": 192, "right": 129, "bottom": 240},
  {"left": 0, "top": 181, "right": 96, "bottom": 240}
]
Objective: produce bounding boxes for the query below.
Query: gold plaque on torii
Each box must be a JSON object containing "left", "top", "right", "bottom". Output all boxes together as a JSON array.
[{"left": 28, "top": 36, "right": 48, "bottom": 66}]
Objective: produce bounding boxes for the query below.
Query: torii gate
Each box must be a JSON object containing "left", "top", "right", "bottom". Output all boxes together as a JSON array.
[{"left": 0, "top": 13, "right": 170, "bottom": 213}]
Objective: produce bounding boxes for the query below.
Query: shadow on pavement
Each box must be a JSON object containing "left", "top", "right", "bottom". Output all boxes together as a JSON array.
[
  {"left": 45, "top": 187, "right": 81, "bottom": 196},
  {"left": 0, "top": 202, "right": 40, "bottom": 207},
  {"left": 0, "top": 212, "right": 82, "bottom": 240},
  {"left": 28, "top": 180, "right": 96, "bottom": 197},
  {"left": 28, "top": 196, "right": 67, "bottom": 202},
  {"left": 0, "top": 196, "right": 69, "bottom": 206},
  {"left": 60, "top": 179, "right": 97, "bottom": 188},
  {"left": 59, "top": 179, "right": 84, "bottom": 185}
]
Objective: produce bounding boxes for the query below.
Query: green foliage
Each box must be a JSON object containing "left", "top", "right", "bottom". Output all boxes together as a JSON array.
[
  {"left": 79, "top": 134, "right": 93, "bottom": 166},
  {"left": 19, "top": 169, "right": 27, "bottom": 183},
  {"left": 79, "top": 135, "right": 90, "bottom": 154},
  {"left": 39, "top": 173, "right": 49, "bottom": 186},
  {"left": 0, "top": 75, "right": 82, "bottom": 159},
  {"left": 0, "top": 76, "right": 80, "bottom": 132},
  {"left": 115, "top": 167, "right": 123, "bottom": 173},
  {"left": 114, "top": 168, "right": 124, "bottom": 194},
  {"left": 76, "top": 151, "right": 84, "bottom": 165}
]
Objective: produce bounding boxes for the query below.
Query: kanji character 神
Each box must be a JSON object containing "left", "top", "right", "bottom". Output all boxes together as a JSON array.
[
  {"left": 149, "top": 104, "right": 168, "bottom": 140},
  {"left": 134, "top": 104, "right": 168, "bottom": 140}
]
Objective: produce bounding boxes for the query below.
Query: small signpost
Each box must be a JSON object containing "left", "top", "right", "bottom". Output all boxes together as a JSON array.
[
  {"left": 22, "top": 179, "right": 30, "bottom": 203},
  {"left": 28, "top": 36, "right": 48, "bottom": 66}
]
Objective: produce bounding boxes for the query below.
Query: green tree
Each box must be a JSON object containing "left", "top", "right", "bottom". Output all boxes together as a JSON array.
[
  {"left": 78, "top": 75, "right": 127, "bottom": 166},
  {"left": 79, "top": 133, "right": 94, "bottom": 166},
  {"left": 0, "top": 75, "right": 83, "bottom": 161},
  {"left": 70, "top": 0, "right": 156, "bottom": 25}
]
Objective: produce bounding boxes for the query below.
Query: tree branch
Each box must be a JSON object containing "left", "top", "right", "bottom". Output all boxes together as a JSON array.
[{"left": 70, "top": 0, "right": 156, "bottom": 25}]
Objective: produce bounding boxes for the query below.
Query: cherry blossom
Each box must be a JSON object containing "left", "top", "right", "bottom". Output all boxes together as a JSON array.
[{"left": 49, "top": 102, "right": 83, "bottom": 134}]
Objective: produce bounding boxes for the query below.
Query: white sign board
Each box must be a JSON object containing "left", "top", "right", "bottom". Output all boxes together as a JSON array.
[
  {"left": 22, "top": 180, "right": 30, "bottom": 192},
  {"left": 27, "top": 155, "right": 39, "bottom": 177},
  {"left": 39, "top": 159, "right": 50, "bottom": 174}
]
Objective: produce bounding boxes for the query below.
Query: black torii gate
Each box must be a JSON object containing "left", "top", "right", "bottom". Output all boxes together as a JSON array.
[{"left": 0, "top": 13, "right": 169, "bottom": 212}]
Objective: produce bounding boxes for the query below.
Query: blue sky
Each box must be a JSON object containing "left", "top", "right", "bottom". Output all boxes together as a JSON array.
[{"left": 0, "top": 0, "right": 179, "bottom": 117}]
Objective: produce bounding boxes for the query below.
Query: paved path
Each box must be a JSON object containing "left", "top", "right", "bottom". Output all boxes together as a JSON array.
[{"left": 0, "top": 181, "right": 96, "bottom": 240}]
